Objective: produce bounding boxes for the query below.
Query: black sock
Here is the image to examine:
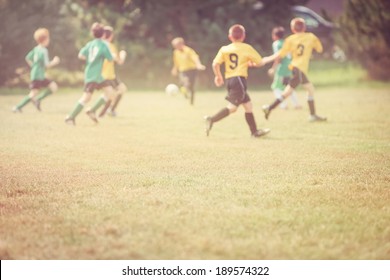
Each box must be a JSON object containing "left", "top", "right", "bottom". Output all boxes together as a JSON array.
[
  {"left": 245, "top": 112, "right": 257, "bottom": 134},
  {"left": 211, "top": 108, "right": 229, "bottom": 123},
  {"left": 269, "top": 97, "right": 283, "bottom": 110},
  {"left": 308, "top": 99, "right": 316, "bottom": 115}
]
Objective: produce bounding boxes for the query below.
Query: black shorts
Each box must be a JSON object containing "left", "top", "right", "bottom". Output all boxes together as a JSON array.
[
  {"left": 106, "top": 79, "right": 120, "bottom": 90},
  {"left": 84, "top": 80, "right": 111, "bottom": 94},
  {"left": 29, "top": 79, "right": 52, "bottom": 90},
  {"left": 289, "top": 67, "right": 310, "bottom": 88},
  {"left": 225, "top": 76, "right": 250, "bottom": 106},
  {"left": 179, "top": 69, "right": 197, "bottom": 90}
]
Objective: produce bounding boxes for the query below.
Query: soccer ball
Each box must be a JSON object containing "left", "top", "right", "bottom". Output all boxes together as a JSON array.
[{"left": 165, "top": 84, "right": 179, "bottom": 96}]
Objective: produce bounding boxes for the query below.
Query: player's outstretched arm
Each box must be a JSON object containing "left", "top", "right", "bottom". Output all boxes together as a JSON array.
[
  {"left": 116, "top": 50, "right": 127, "bottom": 65},
  {"left": 212, "top": 62, "right": 224, "bottom": 87},
  {"left": 47, "top": 56, "right": 60, "bottom": 68}
]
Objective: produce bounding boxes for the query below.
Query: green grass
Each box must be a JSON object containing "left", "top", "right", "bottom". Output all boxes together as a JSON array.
[{"left": 0, "top": 86, "right": 389, "bottom": 259}]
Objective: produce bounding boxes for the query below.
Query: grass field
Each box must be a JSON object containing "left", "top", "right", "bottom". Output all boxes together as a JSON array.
[{"left": 0, "top": 86, "right": 389, "bottom": 260}]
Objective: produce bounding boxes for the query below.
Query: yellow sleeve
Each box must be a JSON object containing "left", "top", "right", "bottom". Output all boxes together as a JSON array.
[
  {"left": 173, "top": 51, "right": 179, "bottom": 68},
  {"left": 248, "top": 46, "right": 262, "bottom": 64},
  {"left": 279, "top": 38, "right": 291, "bottom": 59},
  {"left": 213, "top": 47, "right": 224, "bottom": 65},
  {"left": 313, "top": 34, "right": 323, "bottom": 54},
  {"left": 187, "top": 47, "right": 199, "bottom": 62}
]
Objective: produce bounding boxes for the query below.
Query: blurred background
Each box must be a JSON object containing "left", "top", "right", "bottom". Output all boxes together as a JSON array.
[{"left": 0, "top": 0, "right": 389, "bottom": 89}]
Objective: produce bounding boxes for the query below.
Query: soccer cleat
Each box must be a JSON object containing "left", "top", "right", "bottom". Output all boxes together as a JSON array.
[
  {"left": 204, "top": 116, "right": 213, "bottom": 137},
  {"left": 252, "top": 128, "right": 271, "bottom": 138},
  {"left": 309, "top": 114, "right": 327, "bottom": 122},
  {"left": 108, "top": 110, "right": 117, "bottom": 117},
  {"left": 262, "top": 105, "right": 271, "bottom": 120},
  {"left": 32, "top": 99, "right": 41, "bottom": 111},
  {"left": 65, "top": 116, "right": 75, "bottom": 126},
  {"left": 86, "top": 110, "right": 98, "bottom": 123},
  {"left": 12, "top": 107, "right": 22, "bottom": 113}
]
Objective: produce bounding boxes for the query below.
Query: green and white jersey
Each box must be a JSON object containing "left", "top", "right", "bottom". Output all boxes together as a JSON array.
[
  {"left": 25, "top": 45, "right": 49, "bottom": 81},
  {"left": 79, "top": 39, "right": 113, "bottom": 84},
  {"left": 273, "top": 39, "right": 291, "bottom": 77}
]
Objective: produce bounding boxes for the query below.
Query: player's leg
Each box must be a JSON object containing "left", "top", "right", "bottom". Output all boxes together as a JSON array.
[
  {"left": 188, "top": 70, "right": 197, "bottom": 105},
  {"left": 302, "top": 82, "right": 327, "bottom": 122},
  {"left": 243, "top": 101, "right": 270, "bottom": 137},
  {"left": 263, "top": 69, "right": 301, "bottom": 120},
  {"left": 86, "top": 85, "right": 114, "bottom": 123},
  {"left": 262, "top": 85, "right": 294, "bottom": 120},
  {"left": 13, "top": 81, "right": 42, "bottom": 112},
  {"left": 34, "top": 81, "right": 58, "bottom": 111},
  {"left": 109, "top": 82, "right": 127, "bottom": 116},
  {"left": 290, "top": 90, "right": 302, "bottom": 109},
  {"left": 13, "top": 88, "right": 39, "bottom": 112},
  {"left": 273, "top": 88, "right": 287, "bottom": 109},
  {"left": 179, "top": 72, "right": 189, "bottom": 99},
  {"left": 204, "top": 103, "right": 236, "bottom": 136},
  {"left": 98, "top": 81, "right": 116, "bottom": 118},
  {"left": 65, "top": 84, "right": 95, "bottom": 125}
]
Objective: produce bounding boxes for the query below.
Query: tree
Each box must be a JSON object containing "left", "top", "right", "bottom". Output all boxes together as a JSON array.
[{"left": 339, "top": 0, "right": 390, "bottom": 80}]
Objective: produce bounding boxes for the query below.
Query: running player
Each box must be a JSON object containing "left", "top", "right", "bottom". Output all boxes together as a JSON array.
[
  {"left": 262, "top": 18, "right": 327, "bottom": 122},
  {"left": 204, "top": 24, "right": 274, "bottom": 138},
  {"left": 171, "top": 37, "right": 205, "bottom": 105},
  {"left": 65, "top": 22, "right": 114, "bottom": 125},
  {"left": 98, "top": 26, "right": 127, "bottom": 118},
  {"left": 13, "top": 28, "right": 59, "bottom": 113},
  {"left": 268, "top": 26, "right": 301, "bottom": 110}
]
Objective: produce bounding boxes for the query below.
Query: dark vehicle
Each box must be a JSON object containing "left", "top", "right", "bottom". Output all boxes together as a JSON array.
[{"left": 291, "top": 5, "right": 346, "bottom": 61}]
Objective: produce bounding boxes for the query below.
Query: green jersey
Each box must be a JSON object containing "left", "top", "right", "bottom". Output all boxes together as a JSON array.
[
  {"left": 273, "top": 39, "right": 291, "bottom": 76},
  {"left": 79, "top": 39, "right": 113, "bottom": 84},
  {"left": 271, "top": 39, "right": 292, "bottom": 90},
  {"left": 25, "top": 45, "right": 49, "bottom": 81}
]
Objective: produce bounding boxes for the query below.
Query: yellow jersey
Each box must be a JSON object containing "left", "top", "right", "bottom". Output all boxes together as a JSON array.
[
  {"left": 102, "top": 42, "right": 118, "bottom": 80},
  {"left": 279, "top": 32, "right": 323, "bottom": 75},
  {"left": 213, "top": 42, "right": 262, "bottom": 79},
  {"left": 173, "top": 46, "right": 199, "bottom": 72}
]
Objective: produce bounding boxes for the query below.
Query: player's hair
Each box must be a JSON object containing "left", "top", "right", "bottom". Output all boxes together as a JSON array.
[
  {"left": 91, "top": 22, "right": 104, "bottom": 38},
  {"left": 103, "top": 26, "right": 114, "bottom": 39},
  {"left": 291, "top": 18, "right": 306, "bottom": 33},
  {"left": 34, "top": 28, "right": 49, "bottom": 44},
  {"left": 272, "top": 26, "right": 285, "bottom": 39},
  {"left": 171, "top": 37, "right": 184, "bottom": 47},
  {"left": 229, "top": 24, "right": 245, "bottom": 41}
]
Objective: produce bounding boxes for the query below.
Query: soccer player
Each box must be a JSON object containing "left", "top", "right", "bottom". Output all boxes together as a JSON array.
[
  {"left": 262, "top": 18, "right": 327, "bottom": 122},
  {"left": 13, "top": 28, "right": 59, "bottom": 113},
  {"left": 65, "top": 22, "right": 114, "bottom": 125},
  {"left": 98, "top": 26, "right": 127, "bottom": 118},
  {"left": 268, "top": 26, "right": 301, "bottom": 110},
  {"left": 171, "top": 37, "right": 206, "bottom": 105},
  {"left": 204, "top": 24, "right": 274, "bottom": 138}
]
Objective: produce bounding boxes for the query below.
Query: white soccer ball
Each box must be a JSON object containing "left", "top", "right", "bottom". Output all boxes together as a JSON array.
[{"left": 165, "top": 83, "right": 179, "bottom": 96}]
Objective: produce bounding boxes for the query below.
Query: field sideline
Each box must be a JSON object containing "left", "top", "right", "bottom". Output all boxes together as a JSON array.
[{"left": 0, "top": 87, "right": 389, "bottom": 259}]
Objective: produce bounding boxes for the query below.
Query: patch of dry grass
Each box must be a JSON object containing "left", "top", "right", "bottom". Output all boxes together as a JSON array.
[{"left": 0, "top": 87, "right": 389, "bottom": 259}]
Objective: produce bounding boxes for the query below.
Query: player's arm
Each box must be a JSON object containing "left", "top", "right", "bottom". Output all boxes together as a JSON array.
[
  {"left": 78, "top": 47, "right": 87, "bottom": 61},
  {"left": 212, "top": 61, "right": 224, "bottom": 87},
  {"left": 313, "top": 35, "right": 323, "bottom": 54},
  {"left": 171, "top": 53, "right": 178, "bottom": 76},
  {"left": 43, "top": 49, "right": 60, "bottom": 68},
  {"left": 190, "top": 49, "right": 206, "bottom": 71},
  {"left": 248, "top": 47, "right": 278, "bottom": 68},
  {"left": 116, "top": 50, "right": 127, "bottom": 65},
  {"left": 212, "top": 48, "right": 224, "bottom": 87},
  {"left": 25, "top": 50, "right": 34, "bottom": 67}
]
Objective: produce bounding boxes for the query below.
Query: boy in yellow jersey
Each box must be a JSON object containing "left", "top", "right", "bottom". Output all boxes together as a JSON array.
[
  {"left": 171, "top": 37, "right": 205, "bottom": 105},
  {"left": 262, "top": 18, "right": 327, "bottom": 122},
  {"left": 204, "top": 24, "right": 274, "bottom": 137},
  {"left": 98, "top": 26, "right": 127, "bottom": 117}
]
